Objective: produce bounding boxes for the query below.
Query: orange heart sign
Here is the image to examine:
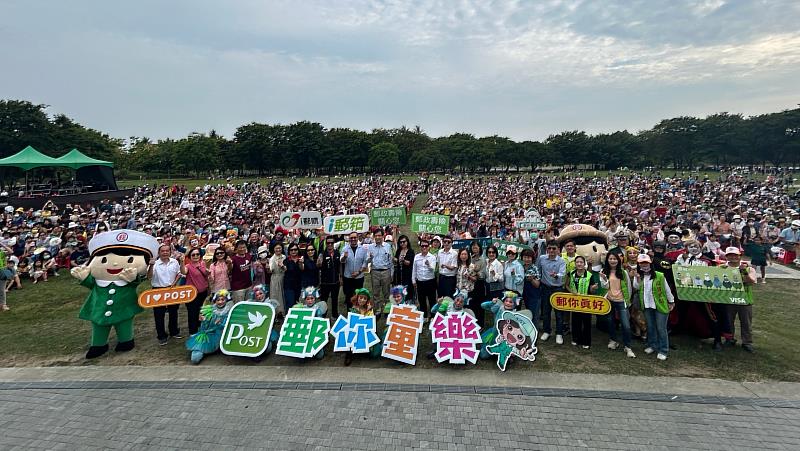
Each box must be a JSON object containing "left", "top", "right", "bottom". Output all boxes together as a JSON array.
[{"left": 138, "top": 286, "right": 198, "bottom": 308}]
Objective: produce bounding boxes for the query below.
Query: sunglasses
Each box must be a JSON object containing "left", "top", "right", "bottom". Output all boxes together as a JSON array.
[
  {"left": 487, "top": 251, "right": 496, "bottom": 254},
  {"left": 421, "top": 244, "right": 429, "bottom": 247},
  {"left": 190, "top": 253, "right": 200, "bottom": 257}
]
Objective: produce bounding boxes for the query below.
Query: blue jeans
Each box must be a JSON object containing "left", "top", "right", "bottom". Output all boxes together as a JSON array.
[
  {"left": 540, "top": 284, "right": 565, "bottom": 335},
  {"left": 522, "top": 282, "right": 541, "bottom": 330},
  {"left": 606, "top": 301, "right": 632, "bottom": 347},
  {"left": 643, "top": 308, "right": 669, "bottom": 355}
]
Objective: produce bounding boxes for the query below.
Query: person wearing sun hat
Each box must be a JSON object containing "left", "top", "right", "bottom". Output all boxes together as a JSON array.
[
  {"left": 720, "top": 246, "right": 757, "bottom": 352},
  {"left": 71, "top": 229, "right": 159, "bottom": 359},
  {"left": 633, "top": 253, "right": 674, "bottom": 361}
]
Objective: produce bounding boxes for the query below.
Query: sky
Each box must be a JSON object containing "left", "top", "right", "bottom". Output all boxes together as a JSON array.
[{"left": 1, "top": 0, "right": 799, "bottom": 142}]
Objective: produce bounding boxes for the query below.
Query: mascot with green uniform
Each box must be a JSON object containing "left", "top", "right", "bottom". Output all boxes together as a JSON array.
[{"left": 71, "top": 230, "right": 159, "bottom": 359}]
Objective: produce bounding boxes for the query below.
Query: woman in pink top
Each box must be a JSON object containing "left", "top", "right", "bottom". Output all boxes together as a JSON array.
[
  {"left": 208, "top": 248, "right": 232, "bottom": 293},
  {"left": 182, "top": 248, "right": 210, "bottom": 335}
]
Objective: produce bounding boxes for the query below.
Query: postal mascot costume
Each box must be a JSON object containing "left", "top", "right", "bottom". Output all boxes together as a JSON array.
[{"left": 72, "top": 230, "right": 159, "bottom": 359}]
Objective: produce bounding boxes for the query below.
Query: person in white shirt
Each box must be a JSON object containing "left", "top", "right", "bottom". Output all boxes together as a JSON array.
[
  {"left": 632, "top": 254, "right": 674, "bottom": 361},
  {"left": 436, "top": 236, "right": 458, "bottom": 300},
  {"left": 147, "top": 244, "right": 183, "bottom": 345},
  {"left": 412, "top": 239, "right": 437, "bottom": 319}
]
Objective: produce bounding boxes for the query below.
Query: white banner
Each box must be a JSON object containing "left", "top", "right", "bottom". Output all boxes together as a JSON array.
[{"left": 279, "top": 211, "right": 323, "bottom": 229}]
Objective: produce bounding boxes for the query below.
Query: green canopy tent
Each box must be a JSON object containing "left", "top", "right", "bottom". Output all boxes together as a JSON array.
[
  {"left": 0, "top": 145, "right": 62, "bottom": 170},
  {"left": 0, "top": 146, "right": 64, "bottom": 193},
  {"left": 54, "top": 148, "right": 118, "bottom": 190},
  {"left": 53, "top": 148, "right": 113, "bottom": 169},
  {"left": 0, "top": 146, "right": 118, "bottom": 194}
]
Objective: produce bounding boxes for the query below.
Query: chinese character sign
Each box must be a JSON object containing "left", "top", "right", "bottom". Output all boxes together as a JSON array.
[
  {"left": 486, "top": 310, "right": 538, "bottom": 372},
  {"left": 548, "top": 293, "right": 611, "bottom": 315},
  {"left": 490, "top": 240, "right": 533, "bottom": 262},
  {"left": 331, "top": 313, "right": 380, "bottom": 353},
  {"left": 323, "top": 214, "right": 370, "bottom": 235},
  {"left": 370, "top": 207, "right": 407, "bottom": 226},
  {"left": 429, "top": 312, "right": 482, "bottom": 364},
  {"left": 411, "top": 213, "right": 450, "bottom": 235},
  {"left": 280, "top": 211, "right": 323, "bottom": 230},
  {"left": 275, "top": 307, "right": 330, "bottom": 358},
  {"left": 382, "top": 305, "right": 424, "bottom": 364}
]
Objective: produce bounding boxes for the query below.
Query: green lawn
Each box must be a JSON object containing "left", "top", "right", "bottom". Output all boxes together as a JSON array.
[{"left": 2, "top": 264, "right": 797, "bottom": 381}]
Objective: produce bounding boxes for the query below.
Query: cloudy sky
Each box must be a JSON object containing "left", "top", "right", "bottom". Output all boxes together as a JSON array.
[{"left": 1, "top": 0, "right": 798, "bottom": 142}]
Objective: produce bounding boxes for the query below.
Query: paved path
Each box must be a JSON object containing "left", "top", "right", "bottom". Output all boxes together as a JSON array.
[
  {"left": 2, "top": 386, "right": 799, "bottom": 450},
  {"left": 1, "top": 367, "right": 800, "bottom": 449},
  {"left": 763, "top": 262, "right": 800, "bottom": 279}
]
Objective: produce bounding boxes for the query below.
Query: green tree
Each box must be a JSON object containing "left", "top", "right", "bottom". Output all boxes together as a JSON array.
[{"left": 368, "top": 142, "right": 401, "bottom": 173}]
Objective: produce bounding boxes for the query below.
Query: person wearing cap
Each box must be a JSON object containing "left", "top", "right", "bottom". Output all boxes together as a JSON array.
[
  {"left": 720, "top": 247, "right": 757, "bottom": 352},
  {"left": 778, "top": 220, "right": 800, "bottom": 264},
  {"left": 633, "top": 254, "right": 674, "bottom": 360},
  {"left": 502, "top": 245, "right": 524, "bottom": 294},
  {"left": 71, "top": 229, "right": 159, "bottom": 358}
]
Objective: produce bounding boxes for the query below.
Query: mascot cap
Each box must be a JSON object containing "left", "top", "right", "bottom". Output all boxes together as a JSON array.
[{"left": 88, "top": 230, "right": 159, "bottom": 259}]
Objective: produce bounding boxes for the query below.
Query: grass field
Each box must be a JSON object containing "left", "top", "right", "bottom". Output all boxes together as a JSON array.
[
  {"left": 1, "top": 271, "right": 796, "bottom": 381},
  {"left": 2, "top": 192, "right": 798, "bottom": 381}
]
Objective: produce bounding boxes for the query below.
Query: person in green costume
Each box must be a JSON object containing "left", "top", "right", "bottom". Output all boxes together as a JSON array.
[{"left": 71, "top": 230, "right": 159, "bottom": 359}]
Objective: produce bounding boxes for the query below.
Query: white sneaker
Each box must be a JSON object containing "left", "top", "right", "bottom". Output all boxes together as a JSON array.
[
  {"left": 555, "top": 335, "right": 564, "bottom": 345},
  {"left": 644, "top": 347, "right": 655, "bottom": 354},
  {"left": 540, "top": 333, "right": 550, "bottom": 341},
  {"left": 607, "top": 340, "right": 619, "bottom": 350},
  {"left": 571, "top": 341, "right": 577, "bottom": 346},
  {"left": 625, "top": 347, "right": 636, "bottom": 358},
  {"left": 656, "top": 353, "right": 668, "bottom": 361}
]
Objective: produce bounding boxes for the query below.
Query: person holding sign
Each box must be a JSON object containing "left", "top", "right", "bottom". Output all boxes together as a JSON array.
[
  {"left": 565, "top": 256, "right": 599, "bottom": 349},
  {"left": 148, "top": 243, "right": 183, "bottom": 346},
  {"left": 633, "top": 254, "right": 674, "bottom": 361},
  {"left": 720, "top": 247, "right": 757, "bottom": 353}
]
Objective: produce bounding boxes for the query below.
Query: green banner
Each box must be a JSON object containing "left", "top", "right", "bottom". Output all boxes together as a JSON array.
[
  {"left": 672, "top": 266, "right": 753, "bottom": 305},
  {"left": 411, "top": 213, "right": 450, "bottom": 235},
  {"left": 370, "top": 207, "right": 407, "bottom": 226},
  {"left": 488, "top": 239, "right": 532, "bottom": 262}
]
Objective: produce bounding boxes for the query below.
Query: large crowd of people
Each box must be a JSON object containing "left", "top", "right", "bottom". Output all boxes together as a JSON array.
[{"left": 1, "top": 171, "right": 798, "bottom": 361}]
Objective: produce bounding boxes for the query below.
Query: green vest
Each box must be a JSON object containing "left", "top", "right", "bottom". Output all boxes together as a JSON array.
[{"left": 638, "top": 271, "right": 670, "bottom": 314}]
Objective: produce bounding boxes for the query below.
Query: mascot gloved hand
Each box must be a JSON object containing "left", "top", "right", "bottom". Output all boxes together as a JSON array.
[{"left": 72, "top": 230, "right": 159, "bottom": 359}]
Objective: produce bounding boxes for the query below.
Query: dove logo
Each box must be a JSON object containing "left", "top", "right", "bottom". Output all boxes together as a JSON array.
[{"left": 220, "top": 301, "right": 276, "bottom": 357}]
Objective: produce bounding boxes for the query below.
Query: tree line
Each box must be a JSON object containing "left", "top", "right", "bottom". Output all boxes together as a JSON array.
[{"left": 1, "top": 99, "right": 798, "bottom": 178}]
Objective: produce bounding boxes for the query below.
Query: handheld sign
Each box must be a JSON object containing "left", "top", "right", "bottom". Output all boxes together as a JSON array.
[
  {"left": 220, "top": 301, "right": 277, "bottom": 357},
  {"left": 280, "top": 211, "right": 323, "bottom": 230},
  {"left": 138, "top": 286, "right": 198, "bottom": 308},
  {"left": 549, "top": 293, "right": 611, "bottom": 315}
]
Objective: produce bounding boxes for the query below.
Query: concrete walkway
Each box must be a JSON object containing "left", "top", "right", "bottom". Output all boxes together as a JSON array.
[
  {"left": 764, "top": 262, "right": 800, "bottom": 279},
  {"left": 1, "top": 365, "right": 798, "bottom": 401}
]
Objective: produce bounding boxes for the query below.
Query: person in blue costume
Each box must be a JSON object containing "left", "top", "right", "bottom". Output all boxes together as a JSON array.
[
  {"left": 186, "top": 289, "right": 233, "bottom": 364},
  {"left": 295, "top": 286, "right": 328, "bottom": 359}
]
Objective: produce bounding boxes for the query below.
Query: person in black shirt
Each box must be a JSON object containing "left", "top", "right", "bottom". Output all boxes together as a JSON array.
[{"left": 317, "top": 238, "right": 341, "bottom": 317}]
